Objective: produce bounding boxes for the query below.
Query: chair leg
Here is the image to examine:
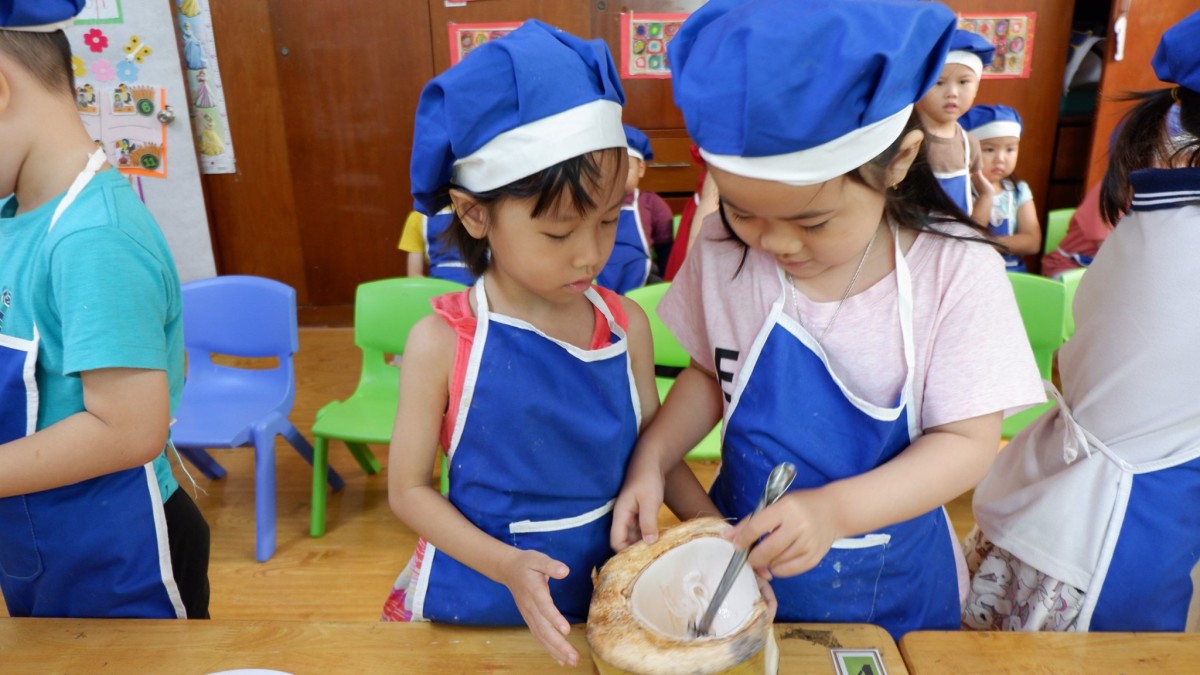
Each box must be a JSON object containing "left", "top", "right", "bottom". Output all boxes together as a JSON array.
[
  {"left": 253, "top": 431, "right": 277, "bottom": 562},
  {"left": 283, "top": 423, "right": 344, "bottom": 491},
  {"left": 345, "top": 441, "right": 382, "bottom": 475},
  {"left": 310, "top": 435, "right": 330, "bottom": 538},
  {"left": 175, "top": 445, "right": 227, "bottom": 480}
]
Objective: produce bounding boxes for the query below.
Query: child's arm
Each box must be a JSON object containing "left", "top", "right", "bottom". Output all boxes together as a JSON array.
[
  {"left": 990, "top": 198, "right": 1042, "bottom": 256},
  {"left": 398, "top": 212, "right": 427, "bottom": 277},
  {"left": 611, "top": 362, "right": 723, "bottom": 550},
  {"left": 730, "top": 411, "right": 1001, "bottom": 578},
  {"left": 969, "top": 170, "right": 995, "bottom": 228},
  {"left": 618, "top": 297, "right": 661, "bottom": 432},
  {"left": 387, "top": 314, "right": 580, "bottom": 667},
  {"left": 0, "top": 367, "right": 170, "bottom": 498}
]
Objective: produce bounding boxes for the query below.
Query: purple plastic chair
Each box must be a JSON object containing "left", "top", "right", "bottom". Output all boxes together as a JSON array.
[{"left": 172, "top": 275, "right": 343, "bottom": 561}]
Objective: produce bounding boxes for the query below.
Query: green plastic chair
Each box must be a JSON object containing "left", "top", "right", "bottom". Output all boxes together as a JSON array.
[
  {"left": 1043, "top": 208, "right": 1075, "bottom": 256},
  {"left": 1003, "top": 272, "right": 1067, "bottom": 439},
  {"left": 1059, "top": 267, "right": 1086, "bottom": 341},
  {"left": 626, "top": 283, "right": 721, "bottom": 461},
  {"left": 310, "top": 276, "right": 464, "bottom": 537},
  {"left": 672, "top": 213, "right": 682, "bottom": 238}
]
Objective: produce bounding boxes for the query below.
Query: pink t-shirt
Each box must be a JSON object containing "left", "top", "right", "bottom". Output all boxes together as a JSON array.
[{"left": 659, "top": 216, "right": 1045, "bottom": 432}]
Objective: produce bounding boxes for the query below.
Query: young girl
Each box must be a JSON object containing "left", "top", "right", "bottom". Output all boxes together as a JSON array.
[
  {"left": 961, "top": 104, "right": 1042, "bottom": 272},
  {"left": 611, "top": 0, "right": 1044, "bottom": 639},
  {"left": 380, "top": 21, "right": 658, "bottom": 668},
  {"left": 965, "top": 10, "right": 1200, "bottom": 633}
]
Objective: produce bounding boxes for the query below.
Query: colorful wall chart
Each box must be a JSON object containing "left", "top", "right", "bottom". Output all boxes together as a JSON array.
[
  {"left": 448, "top": 22, "right": 520, "bottom": 66},
  {"left": 620, "top": 12, "right": 688, "bottom": 79},
  {"left": 177, "top": 0, "right": 236, "bottom": 174},
  {"left": 958, "top": 13, "right": 1036, "bottom": 79}
]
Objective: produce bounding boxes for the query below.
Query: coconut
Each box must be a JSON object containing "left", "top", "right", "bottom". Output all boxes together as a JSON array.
[{"left": 587, "top": 517, "right": 778, "bottom": 675}]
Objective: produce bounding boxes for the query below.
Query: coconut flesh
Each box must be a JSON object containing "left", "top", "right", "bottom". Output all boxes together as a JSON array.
[{"left": 587, "top": 518, "right": 775, "bottom": 675}]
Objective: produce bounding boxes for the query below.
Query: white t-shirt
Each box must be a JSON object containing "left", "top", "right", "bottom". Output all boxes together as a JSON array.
[{"left": 660, "top": 215, "right": 1045, "bottom": 432}]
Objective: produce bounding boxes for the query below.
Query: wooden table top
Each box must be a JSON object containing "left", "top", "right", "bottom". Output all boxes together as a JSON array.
[
  {"left": 0, "top": 618, "right": 905, "bottom": 674},
  {"left": 900, "top": 630, "right": 1200, "bottom": 674}
]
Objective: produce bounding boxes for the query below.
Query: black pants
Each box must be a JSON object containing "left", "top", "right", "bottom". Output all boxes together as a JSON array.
[{"left": 164, "top": 489, "right": 211, "bottom": 619}]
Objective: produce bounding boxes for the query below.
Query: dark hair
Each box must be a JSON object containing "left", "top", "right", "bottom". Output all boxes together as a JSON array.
[
  {"left": 0, "top": 29, "right": 75, "bottom": 96},
  {"left": 437, "top": 148, "right": 626, "bottom": 277},
  {"left": 718, "top": 111, "right": 998, "bottom": 274},
  {"left": 1101, "top": 87, "right": 1200, "bottom": 225}
]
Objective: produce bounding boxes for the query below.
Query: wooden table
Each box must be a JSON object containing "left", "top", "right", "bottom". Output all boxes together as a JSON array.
[
  {"left": 901, "top": 630, "right": 1200, "bottom": 674},
  {"left": 0, "top": 619, "right": 906, "bottom": 674}
]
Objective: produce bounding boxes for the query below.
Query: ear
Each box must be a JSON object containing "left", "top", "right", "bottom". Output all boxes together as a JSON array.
[
  {"left": 448, "top": 188, "right": 489, "bottom": 240},
  {"left": 636, "top": 158, "right": 646, "bottom": 180},
  {"left": 883, "top": 129, "right": 924, "bottom": 189},
  {"left": 0, "top": 66, "right": 12, "bottom": 118}
]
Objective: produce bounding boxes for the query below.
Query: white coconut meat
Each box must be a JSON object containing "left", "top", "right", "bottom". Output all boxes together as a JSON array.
[{"left": 588, "top": 518, "right": 776, "bottom": 675}]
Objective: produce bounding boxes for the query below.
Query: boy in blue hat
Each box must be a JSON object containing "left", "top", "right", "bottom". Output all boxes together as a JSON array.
[
  {"left": 611, "top": 0, "right": 1043, "bottom": 639},
  {"left": 383, "top": 19, "right": 659, "bottom": 667},
  {"left": 960, "top": 104, "right": 1042, "bottom": 272},
  {"left": 0, "top": 1, "right": 209, "bottom": 618},
  {"left": 917, "top": 29, "right": 995, "bottom": 221},
  {"left": 597, "top": 124, "right": 673, "bottom": 292},
  {"left": 967, "top": 8, "right": 1200, "bottom": 633}
]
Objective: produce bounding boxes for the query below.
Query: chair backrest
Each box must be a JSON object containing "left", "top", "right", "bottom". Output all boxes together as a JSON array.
[
  {"left": 626, "top": 282, "right": 689, "bottom": 369},
  {"left": 1006, "top": 272, "right": 1067, "bottom": 378},
  {"left": 1043, "top": 208, "right": 1075, "bottom": 255},
  {"left": 1058, "top": 267, "right": 1086, "bottom": 341},
  {"left": 353, "top": 277, "right": 464, "bottom": 391}
]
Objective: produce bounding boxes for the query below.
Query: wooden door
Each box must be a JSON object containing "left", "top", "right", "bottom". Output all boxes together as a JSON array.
[{"left": 1083, "top": 0, "right": 1197, "bottom": 191}]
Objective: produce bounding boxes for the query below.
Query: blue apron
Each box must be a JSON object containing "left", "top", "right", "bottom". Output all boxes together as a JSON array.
[
  {"left": 0, "top": 150, "right": 184, "bottom": 618},
  {"left": 987, "top": 188, "right": 1027, "bottom": 272},
  {"left": 423, "top": 210, "right": 475, "bottom": 286},
  {"left": 597, "top": 191, "right": 651, "bottom": 294},
  {"left": 411, "top": 281, "right": 639, "bottom": 624},
  {"left": 934, "top": 129, "right": 973, "bottom": 216},
  {"left": 710, "top": 229, "right": 959, "bottom": 639}
]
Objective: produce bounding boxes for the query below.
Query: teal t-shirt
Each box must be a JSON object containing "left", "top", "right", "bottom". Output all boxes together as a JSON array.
[{"left": 0, "top": 168, "right": 182, "bottom": 501}]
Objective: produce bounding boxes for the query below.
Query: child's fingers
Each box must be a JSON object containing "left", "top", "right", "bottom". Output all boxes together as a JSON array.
[
  {"left": 637, "top": 495, "right": 659, "bottom": 544},
  {"left": 528, "top": 609, "right": 579, "bottom": 666},
  {"left": 531, "top": 554, "right": 570, "bottom": 581},
  {"left": 609, "top": 501, "right": 640, "bottom": 551}
]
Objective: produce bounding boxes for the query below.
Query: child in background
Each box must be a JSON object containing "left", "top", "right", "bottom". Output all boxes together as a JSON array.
[
  {"left": 595, "top": 127, "right": 654, "bottom": 293},
  {"left": 664, "top": 144, "right": 719, "bottom": 280},
  {"left": 622, "top": 124, "right": 675, "bottom": 276},
  {"left": 397, "top": 206, "right": 475, "bottom": 285},
  {"left": 381, "top": 21, "right": 659, "bottom": 668},
  {"left": 0, "top": 1, "right": 209, "bottom": 618},
  {"left": 967, "top": 11, "right": 1200, "bottom": 632},
  {"left": 916, "top": 29, "right": 994, "bottom": 221},
  {"left": 961, "top": 104, "right": 1042, "bottom": 272},
  {"left": 611, "top": 0, "right": 1043, "bottom": 639}
]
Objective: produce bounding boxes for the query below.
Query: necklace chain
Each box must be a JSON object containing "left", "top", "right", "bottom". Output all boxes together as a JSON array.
[{"left": 787, "top": 226, "right": 880, "bottom": 344}]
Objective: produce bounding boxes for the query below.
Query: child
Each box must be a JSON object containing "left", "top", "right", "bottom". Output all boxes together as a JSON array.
[
  {"left": 610, "top": 0, "right": 1044, "bottom": 639},
  {"left": 397, "top": 206, "right": 475, "bottom": 285},
  {"left": 966, "top": 10, "right": 1200, "bottom": 632},
  {"left": 623, "top": 124, "right": 675, "bottom": 276},
  {"left": 595, "top": 126, "right": 655, "bottom": 293},
  {"left": 664, "top": 144, "right": 720, "bottom": 280},
  {"left": 960, "top": 104, "right": 1042, "bottom": 272},
  {"left": 0, "top": 1, "right": 209, "bottom": 618},
  {"left": 381, "top": 21, "right": 659, "bottom": 668},
  {"left": 916, "top": 29, "right": 995, "bottom": 221}
]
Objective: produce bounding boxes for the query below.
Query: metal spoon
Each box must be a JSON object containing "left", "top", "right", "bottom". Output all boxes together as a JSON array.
[{"left": 689, "top": 462, "right": 797, "bottom": 638}]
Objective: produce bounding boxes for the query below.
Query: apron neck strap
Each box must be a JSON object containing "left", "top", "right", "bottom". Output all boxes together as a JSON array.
[{"left": 49, "top": 149, "right": 108, "bottom": 232}]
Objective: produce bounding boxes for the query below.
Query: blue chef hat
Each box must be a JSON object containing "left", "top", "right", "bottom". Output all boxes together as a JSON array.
[
  {"left": 945, "top": 29, "right": 996, "bottom": 78},
  {"left": 1152, "top": 10, "right": 1200, "bottom": 94},
  {"left": 0, "top": 0, "right": 85, "bottom": 31},
  {"left": 669, "top": 0, "right": 957, "bottom": 186},
  {"left": 960, "top": 104, "right": 1023, "bottom": 140},
  {"left": 410, "top": 19, "right": 626, "bottom": 215},
  {"left": 623, "top": 125, "right": 654, "bottom": 162}
]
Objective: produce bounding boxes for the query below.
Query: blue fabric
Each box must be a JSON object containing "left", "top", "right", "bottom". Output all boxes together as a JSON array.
[
  {"left": 423, "top": 212, "right": 476, "bottom": 286},
  {"left": 411, "top": 19, "right": 625, "bottom": 215},
  {"left": 937, "top": 172, "right": 971, "bottom": 215},
  {"left": 961, "top": 104, "right": 1023, "bottom": 134},
  {"left": 669, "top": 0, "right": 956, "bottom": 158},
  {"left": 1128, "top": 167, "right": 1200, "bottom": 212},
  {"left": 623, "top": 124, "right": 653, "bottom": 161},
  {"left": 1152, "top": 10, "right": 1200, "bottom": 93},
  {"left": 420, "top": 290, "right": 638, "bottom": 624},
  {"left": 0, "top": 0, "right": 83, "bottom": 28},
  {"left": 988, "top": 180, "right": 1032, "bottom": 271},
  {"left": 597, "top": 207, "right": 650, "bottom": 294},
  {"left": 948, "top": 28, "right": 996, "bottom": 65},
  {"left": 0, "top": 169, "right": 182, "bottom": 502}
]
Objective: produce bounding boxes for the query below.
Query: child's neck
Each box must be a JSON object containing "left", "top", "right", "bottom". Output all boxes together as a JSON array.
[
  {"left": 14, "top": 110, "right": 105, "bottom": 215},
  {"left": 922, "top": 118, "right": 960, "bottom": 140}
]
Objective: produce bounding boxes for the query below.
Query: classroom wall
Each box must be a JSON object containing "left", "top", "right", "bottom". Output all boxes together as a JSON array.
[{"left": 200, "top": 1, "right": 1073, "bottom": 325}]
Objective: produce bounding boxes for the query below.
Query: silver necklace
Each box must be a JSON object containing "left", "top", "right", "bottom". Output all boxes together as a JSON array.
[{"left": 787, "top": 226, "right": 880, "bottom": 344}]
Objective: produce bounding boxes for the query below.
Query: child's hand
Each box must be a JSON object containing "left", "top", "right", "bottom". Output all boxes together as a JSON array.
[
  {"left": 728, "top": 489, "right": 838, "bottom": 578},
  {"left": 499, "top": 549, "right": 579, "bottom": 667},
  {"left": 971, "top": 169, "right": 996, "bottom": 199},
  {"left": 610, "top": 461, "right": 665, "bottom": 551}
]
